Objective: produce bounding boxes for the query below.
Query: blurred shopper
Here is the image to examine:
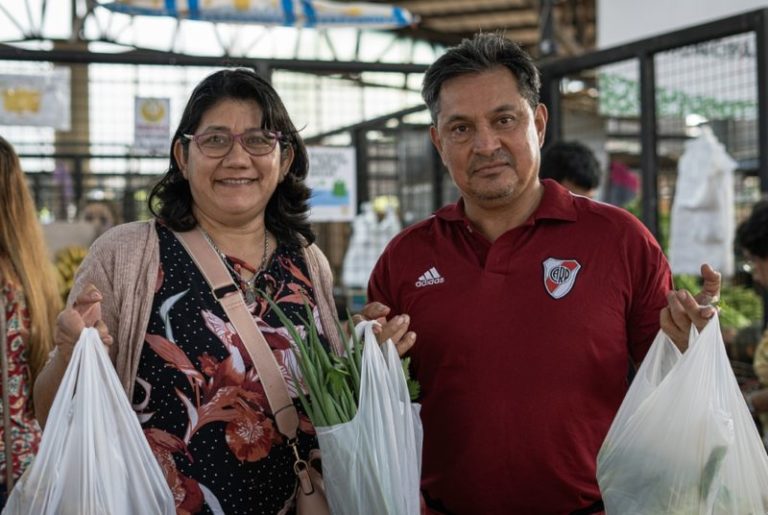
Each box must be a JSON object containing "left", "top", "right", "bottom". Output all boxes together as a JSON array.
[
  {"left": 364, "top": 33, "right": 720, "bottom": 514},
  {"left": 605, "top": 161, "right": 639, "bottom": 207},
  {"left": 739, "top": 201, "right": 768, "bottom": 427},
  {"left": 540, "top": 140, "right": 601, "bottom": 198},
  {"left": 34, "top": 69, "right": 414, "bottom": 514},
  {"left": 0, "top": 136, "right": 61, "bottom": 507},
  {"left": 80, "top": 199, "right": 121, "bottom": 238}
]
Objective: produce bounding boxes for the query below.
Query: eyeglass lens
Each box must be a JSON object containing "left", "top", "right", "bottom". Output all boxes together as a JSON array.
[{"left": 196, "top": 130, "right": 277, "bottom": 157}]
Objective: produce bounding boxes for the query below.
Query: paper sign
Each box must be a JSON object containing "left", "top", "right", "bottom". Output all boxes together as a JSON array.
[
  {"left": 0, "top": 68, "right": 71, "bottom": 130},
  {"left": 307, "top": 146, "right": 356, "bottom": 222},
  {"left": 134, "top": 97, "right": 170, "bottom": 154}
]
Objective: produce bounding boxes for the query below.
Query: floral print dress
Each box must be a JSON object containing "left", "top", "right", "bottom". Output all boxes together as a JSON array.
[
  {"left": 133, "top": 224, "right": 328, "bottom": 515},
  {"left": 0, "top": 282, "right": 41, "bottom": 485}
]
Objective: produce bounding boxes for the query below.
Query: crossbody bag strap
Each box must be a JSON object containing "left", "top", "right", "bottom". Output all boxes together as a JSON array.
[
  {"left": 0, "top": 292, "right": 14, "bottom": 490},
  {"left": 173, "top": 229, "right": 299, "bottom": 440}
]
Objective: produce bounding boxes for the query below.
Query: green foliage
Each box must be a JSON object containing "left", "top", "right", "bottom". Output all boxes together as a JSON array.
[
  {"left": 673, "top": 274, "right": 764, "bottom": 330},
  {"left": 401, "top": 357, "right": 420, "bottom": 401}
]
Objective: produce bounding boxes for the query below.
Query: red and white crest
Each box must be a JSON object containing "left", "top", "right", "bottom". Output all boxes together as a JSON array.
[{"left": 542, "top": 258, "right": 582, "bottom": 299}]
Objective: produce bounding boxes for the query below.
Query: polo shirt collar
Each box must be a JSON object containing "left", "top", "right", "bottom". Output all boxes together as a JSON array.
[{"left": 434, "top": 178, "right": 579, "bottom": 225}]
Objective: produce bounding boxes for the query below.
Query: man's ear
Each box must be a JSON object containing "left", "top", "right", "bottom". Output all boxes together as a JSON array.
[
  {"left": 535, "top": 103, "right": 548, "bottom": 148},
  {"left": 173, "top": 139, "right": 188, "bottom": 178},
  {"left": 429, "top": 125, "right": 446, "bottom": 165}
]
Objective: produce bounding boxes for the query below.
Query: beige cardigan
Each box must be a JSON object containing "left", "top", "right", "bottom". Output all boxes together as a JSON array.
[{"left": 66, "top": 219, "right": 342, "bottom": 400}]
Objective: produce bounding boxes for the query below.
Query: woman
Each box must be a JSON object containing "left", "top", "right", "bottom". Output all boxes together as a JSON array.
[
  {"left": 0, "top": 136, "right": 61, "bottom": 506},
  {"left": 34, "top": 69, "right": 416, "bottom": 514}
]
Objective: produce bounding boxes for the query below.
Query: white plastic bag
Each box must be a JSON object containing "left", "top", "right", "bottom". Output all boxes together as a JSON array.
[
  {"left": 3, "top": 328, "right": 175, "bottom": 515},
  {"left": 597, "top": 314, "right": 768, "bottom": 514},
  {"left": 315, "top": 321, "right": 423, "bottom": 515}
]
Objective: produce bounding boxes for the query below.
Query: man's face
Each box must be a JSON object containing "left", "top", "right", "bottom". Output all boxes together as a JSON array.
[{"left": 429, "top": 66, "right": 547, "bottom": 212}]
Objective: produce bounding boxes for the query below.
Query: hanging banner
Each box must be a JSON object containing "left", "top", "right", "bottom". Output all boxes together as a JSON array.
[
  {"left": 598, "top": 33, "right": 757, "bottom": 120},
  {"left": 0, "top": 68, "right": 71, "bottom": 130},
  {"left": 133, "top": 97, "right": 171, "bottom": 154},
  {"left": 98, "top": 0, "right": 413, "bottom": 28},
  {"left": 307, "top": 146, "right": 356, "bottom": 222}
]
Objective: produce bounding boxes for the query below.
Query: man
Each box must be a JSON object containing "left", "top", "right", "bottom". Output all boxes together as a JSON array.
[
  {"left": 365, "top": 33, "right": 719, "bottom": 514},
  {"left": 540, "top": 141, "right": 602, "bottom": 198}
]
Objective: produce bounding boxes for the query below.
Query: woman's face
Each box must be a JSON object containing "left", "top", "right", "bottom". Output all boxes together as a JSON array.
[{"left": 173, "top": 98, "right": 293, "bottom": 228}]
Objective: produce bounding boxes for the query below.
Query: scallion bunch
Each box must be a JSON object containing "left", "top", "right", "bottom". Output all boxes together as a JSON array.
[{"left": 264, "top": 296, "right": 419, "bottom": 428}]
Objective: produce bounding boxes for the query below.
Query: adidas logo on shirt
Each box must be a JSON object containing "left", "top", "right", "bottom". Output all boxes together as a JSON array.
[{"left": 415, "top": 267, "right": 445, "bottom": 288}]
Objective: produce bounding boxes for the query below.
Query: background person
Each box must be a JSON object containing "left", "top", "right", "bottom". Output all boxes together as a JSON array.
[
  {"left": 365, "top": 33, "right": 719, "bottom": 515},
  {"left": 738, "top": 201, "right": 768, "bottom": 433},
  {"left": 540, "top": 140, "right": 602, "bottom": 198},
  {"left": 34, "top": 69, "right": 415, "bottom": 514},
  {"left": 80, "top": 199, "right": 121, "bottom": 238},
  {"left": 0, "top": 136, "right": 61, "bottom": 507}
]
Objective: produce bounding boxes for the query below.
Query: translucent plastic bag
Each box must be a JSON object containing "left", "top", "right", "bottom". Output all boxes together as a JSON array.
[
  {"left": 597, "top": 314, "right": 768, "bottom": 514},
  {"left": 3, "top": 328, "right": 175, "bottom": 515},
  {"left": 315, "top": 321, "right": 423, "bottom": 515}
]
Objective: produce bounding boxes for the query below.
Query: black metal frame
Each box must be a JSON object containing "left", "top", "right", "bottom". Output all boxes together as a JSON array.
[
  {"left": 0, "top": 42, "right": 429, "bottom": 75},
  {"left": 539, "top": 8, "right": 768, "bottom": 237}
]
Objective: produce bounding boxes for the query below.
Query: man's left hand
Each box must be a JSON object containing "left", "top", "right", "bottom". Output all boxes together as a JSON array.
[{"left": 660, "top": 263, "right": 721, "bottom": 351}]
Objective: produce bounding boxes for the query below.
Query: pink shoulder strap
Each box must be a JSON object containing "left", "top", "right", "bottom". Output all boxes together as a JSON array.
[{"left": 173, "top": 229, "right": 299, "bottom": 440}]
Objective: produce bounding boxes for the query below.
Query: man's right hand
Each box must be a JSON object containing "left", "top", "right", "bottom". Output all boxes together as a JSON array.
[
  {"left": 355, "top": 301, "right": 417, "bottom": 357},
  {"left": 54, "top": 284, "right": 113, "bottom": 363}
]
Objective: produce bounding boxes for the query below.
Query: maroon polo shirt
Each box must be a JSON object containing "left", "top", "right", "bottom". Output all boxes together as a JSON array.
[{"left": 368, "top": 179, "right": 672, "bottom": 515}]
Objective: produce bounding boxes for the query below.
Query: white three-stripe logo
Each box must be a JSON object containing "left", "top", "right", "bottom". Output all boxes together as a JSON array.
[{"left": 415, "top": 267, "right": 445, "bottom": 287}]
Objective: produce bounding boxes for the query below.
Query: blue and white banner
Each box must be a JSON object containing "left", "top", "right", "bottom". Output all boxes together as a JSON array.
[{"left": 99, "top": 0, "right": 413, "bottom": 29}]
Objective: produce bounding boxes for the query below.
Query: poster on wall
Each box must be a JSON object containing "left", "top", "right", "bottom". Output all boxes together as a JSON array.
[
  {"left": 307, "top": 146, "right": 356, "bottom": 222},
  {"left": 134, "top": 97, "right": 171, "bottom": 154},
  {"left": 0, "top": 68, "right": 71, "bottom": 130}
]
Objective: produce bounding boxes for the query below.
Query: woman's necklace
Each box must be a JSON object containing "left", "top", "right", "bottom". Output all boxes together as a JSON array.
[{"left": 200, "top": 227, "right": 269, "bottom": 304}]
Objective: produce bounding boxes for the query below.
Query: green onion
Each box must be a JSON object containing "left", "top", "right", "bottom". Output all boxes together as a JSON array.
[{"left": 260, "top": 292, "right": 419, "bottom": 428}]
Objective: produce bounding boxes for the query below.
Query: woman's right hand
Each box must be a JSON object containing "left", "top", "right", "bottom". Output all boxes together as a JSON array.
[{"left": 54, "top": 284, "right": 113, "bottom": 362}]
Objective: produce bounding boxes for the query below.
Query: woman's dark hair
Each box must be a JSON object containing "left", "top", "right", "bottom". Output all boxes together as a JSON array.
[
  {"left": 736, "top": 199, "right": 768, "bottom": 259},
  {"left": 148, "top": 68, "right": 314, "bottom": 245},
  {"left": 422, "top": 32, "right": 541, "bottom": 124}
]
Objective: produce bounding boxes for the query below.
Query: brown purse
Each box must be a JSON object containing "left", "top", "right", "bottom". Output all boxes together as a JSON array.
[{"left": 175, "top": 229, "right": 330, "bottom": 515}]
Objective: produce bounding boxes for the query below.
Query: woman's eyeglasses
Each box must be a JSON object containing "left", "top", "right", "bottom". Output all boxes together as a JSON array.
[{"left": 183, "top": 129, "right": 283, "bottom": 158}]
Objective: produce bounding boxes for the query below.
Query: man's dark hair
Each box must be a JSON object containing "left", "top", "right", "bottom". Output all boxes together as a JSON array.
[
  {"left": 736, "top": 200, "right": 768, "bottom": 259},
  {"left": 421, "top": 32, "right": 541, "bottom": 124},
  {"left": 540, "top": 141, "right": 601, "bottom": 191},
  {"left": 148, "top": 68, "right": 314, "bottom": 245}
]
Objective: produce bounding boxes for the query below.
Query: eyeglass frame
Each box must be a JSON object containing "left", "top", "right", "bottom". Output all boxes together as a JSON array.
[{"left": 182, "top": 128, "right": 284, "bottom": 158}]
